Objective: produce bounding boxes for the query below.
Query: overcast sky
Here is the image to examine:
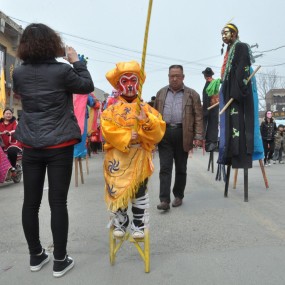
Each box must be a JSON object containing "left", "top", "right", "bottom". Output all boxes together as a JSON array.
[{"left": 1, "top": 0, "right": 285, "bottom": 101}]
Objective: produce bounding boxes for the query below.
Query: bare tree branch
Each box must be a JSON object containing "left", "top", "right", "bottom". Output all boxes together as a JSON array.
[{"left": 256, "top": 69, "right": 285, "bottom": 111}]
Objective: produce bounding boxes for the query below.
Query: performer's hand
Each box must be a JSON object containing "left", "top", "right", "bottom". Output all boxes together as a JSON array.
[
  {"left": 136, "top": 107, "right": 147, "bottom": 121},
  {"left": 210, "top": 95, "right": 219, "bottom": 106},
  {"left": 131, "top": 130, "right": 138, "bottom": 140}
]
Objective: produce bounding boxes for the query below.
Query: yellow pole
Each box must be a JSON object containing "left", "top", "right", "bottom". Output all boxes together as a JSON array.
[{"left": 136, "top": 0, "right": 153, "bottom": 114}]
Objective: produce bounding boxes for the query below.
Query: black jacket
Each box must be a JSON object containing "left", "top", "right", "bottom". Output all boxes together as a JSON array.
[
  {"left": 13, "top": 59, "right": 94, "bottom": 148},
  {"left": 260, "top": 119, "right": 277, "bottom": 141}
]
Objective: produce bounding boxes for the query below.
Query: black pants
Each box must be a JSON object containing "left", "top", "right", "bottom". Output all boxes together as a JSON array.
[
  {"left": 158, "top": 127, "right": 188, "bottom": 203},
  {"left": 262, "top": 139, "right": 275, "bottom": 162},
  {"left": 22, "top": 146, "right": 74, "bottom": 259},
  {"left": 7, "top": 146, "right": 21, "bottom": 167}
]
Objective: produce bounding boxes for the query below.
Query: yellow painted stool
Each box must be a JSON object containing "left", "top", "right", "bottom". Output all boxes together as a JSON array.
[{"left": 109, "top": 226, "right": 150, "bottom": 273}]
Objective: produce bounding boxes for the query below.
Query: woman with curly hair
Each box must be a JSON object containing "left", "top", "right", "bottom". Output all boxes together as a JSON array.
[{"left": 13, "top": 23, "right": 94, "bottom": 277}]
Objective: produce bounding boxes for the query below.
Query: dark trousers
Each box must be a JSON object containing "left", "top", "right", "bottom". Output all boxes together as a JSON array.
[
  {"left": 22, "top": 146, "right": 74, "bottom": 259},
  {"left": 7, "top": 146, "right": 21, "bottom": 167},
  {"left": 262, "top": 139, "right": 275, "bottom": 162},
  {"left": 158, "top": 127, "right": 188, "bottom": 203}
]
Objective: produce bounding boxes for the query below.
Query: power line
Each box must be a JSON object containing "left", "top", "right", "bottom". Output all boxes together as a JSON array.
[
  {"left": 256, "top": 45, "right": 285, "bottom": 53},
  {"left": 258, "top": 62, "right": 285, "bottom": 68},
  {"left": 8, "top": 15, "right": 285, "bottom": 73},
  {"left": 9, "top": 15, "right": 222, "bottom": 68}
]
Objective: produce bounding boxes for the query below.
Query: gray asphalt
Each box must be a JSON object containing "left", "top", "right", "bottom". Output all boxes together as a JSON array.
[{"left": 1, "top": 150, "right": 285, "bottom": 285}]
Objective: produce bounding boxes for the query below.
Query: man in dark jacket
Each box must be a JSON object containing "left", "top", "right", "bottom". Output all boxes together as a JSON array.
[
  {"left": 202, "top": 67, "right": 219, "bottom": 152},
  {"left": 154, "top": 65, "right": 203, "bottom": 210}
]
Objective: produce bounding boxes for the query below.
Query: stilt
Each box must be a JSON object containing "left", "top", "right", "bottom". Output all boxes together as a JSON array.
[
  {"left": 86, "top": 155, "right": 89, "bottom": 175},
  {"left": 231, "top": 160, "right": 269, "bottom": 199},
  {"left": 79, "top": 157, "right": 84, "bottom": 184},
  {"left": 224, "top": 165, "right": 231, "bottom": 197},
  {"left": 211, "top": 152, "right": 214, "bottom": 173},
  {"left": 207, "top": 151, "right": 214, "bottom": 173},
  {"left": 258, "top": 159, "right": 269, "bottom": 189},
  {"left": 233, "top": 168, "right": 238, "bottom": 189},
  {"left": 207, "top": 153, "right": 211, "bottom": 171},
  {"left": 244, "top": 168, "right": 248, "bottom": 202},
  {"left": 74, "top": 158, "right": 79, "bottom": 187},
  {"left": 74, "top": 157, "right": 84, "bottom": 187},
  {"left": 109, "top": 226, "right": 150, "bottom": 273}
]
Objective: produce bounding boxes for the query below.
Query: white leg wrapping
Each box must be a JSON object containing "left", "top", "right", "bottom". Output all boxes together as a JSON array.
[
  {"left": 131, "top": 194, "right": 150, "bottom": 237},
  {"left": 107, "top": 209, "right": 128, "bottom": 230}
]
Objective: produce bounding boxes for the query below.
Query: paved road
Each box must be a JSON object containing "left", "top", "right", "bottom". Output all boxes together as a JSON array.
[{"left": 0, "top": 150, "right": 285, "bottom": 285}]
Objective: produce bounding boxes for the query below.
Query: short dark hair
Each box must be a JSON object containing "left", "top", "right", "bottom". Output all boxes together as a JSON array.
[
  {"left": 17, "top": 23, "right": 64, "bottom": 62},
  {"left": 3, "top": 107, "right": 13, "bottom": 115},
  {"left": 169, "top": 65, "right": 183, "bottom": 72}
]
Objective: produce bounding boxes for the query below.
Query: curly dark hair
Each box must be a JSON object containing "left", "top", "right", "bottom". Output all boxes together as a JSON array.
[{"left": 17, "top": 23, "right": 64, "bottom": 62}]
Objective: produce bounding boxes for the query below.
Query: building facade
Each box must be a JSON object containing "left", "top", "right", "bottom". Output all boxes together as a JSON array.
[
  {"left": 265, "top": 88, "right": 285, "bottom": 119},
  {"left": 0, "top": 11, "right": 23, "bottom": 117}
]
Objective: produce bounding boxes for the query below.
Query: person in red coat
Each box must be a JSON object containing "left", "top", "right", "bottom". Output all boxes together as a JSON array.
[{"left": 0, "top": 108, "right": 22, "bottom": 170}]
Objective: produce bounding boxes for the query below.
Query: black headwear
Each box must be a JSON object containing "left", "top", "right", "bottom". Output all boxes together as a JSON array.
[{"left": 202, "top": 67, "right": 214, "bottom": 77}]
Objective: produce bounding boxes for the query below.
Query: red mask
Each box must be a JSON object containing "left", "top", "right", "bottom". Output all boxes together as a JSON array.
[{"left": 118, "top": 73, "right": 139, "bottom": 96}]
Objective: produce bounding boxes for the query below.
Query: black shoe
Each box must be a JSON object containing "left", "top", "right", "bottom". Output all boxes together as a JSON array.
[
  {"left": 53, "top": 255, "right": 74, "bottom": 278},
  {"left": 30, "top": 249, "right": 50, "bottom": 272}
]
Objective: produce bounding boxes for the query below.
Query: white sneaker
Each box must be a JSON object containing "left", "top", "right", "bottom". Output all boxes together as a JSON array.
[
  {"left": 132, "top": 230, "right": 144, "bottom": 239},
  {"left": 279, "top": 161, "right": 284, "bottom": 164},
  {"left": 268, "top": 160, "right": 271, "bottom": 165},
  {"left": 130, "top": 221, "right": 145, "bottom": 239},
  {"left": 110, "top": 210, "right": 129, "bottom": 238},
  {"left": 273, "top": 160, "right": 276, "bottom": 164},
  {"left": 113, "top": 227, "right": 126, "bottom": 238}
]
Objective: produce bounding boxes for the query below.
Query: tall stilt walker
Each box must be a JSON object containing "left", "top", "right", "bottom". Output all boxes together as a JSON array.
[
  {"left": 217, "top": 23, "right": 263, "bottom": 201},
  {"left": 202, "top": 67, "right": 219, "bottom": 173}
]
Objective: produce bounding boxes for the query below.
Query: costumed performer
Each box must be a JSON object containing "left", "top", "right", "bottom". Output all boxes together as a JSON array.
[
  {"left": 202, "top": 67, "right": 219, "bottom": 152},
  {"left": 101, "top": 61, "right": 166, "bottom": 239},
  {"left": 217, "top": 23, "right": 254, "bottom": 176}
]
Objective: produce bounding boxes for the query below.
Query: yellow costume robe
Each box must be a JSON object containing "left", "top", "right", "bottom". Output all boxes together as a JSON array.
[{"left": 101, "top": 96, "right": 166, "bottom": 211}]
